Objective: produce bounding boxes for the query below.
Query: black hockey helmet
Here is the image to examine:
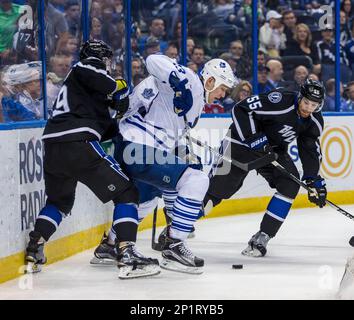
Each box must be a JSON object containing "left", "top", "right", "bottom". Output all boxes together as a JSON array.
[
  {"left": 298, "top": 78, "right": 325, "bottom": 112},
  {"left": 79, "top": 39, "right": 113, "bottom": 61}
]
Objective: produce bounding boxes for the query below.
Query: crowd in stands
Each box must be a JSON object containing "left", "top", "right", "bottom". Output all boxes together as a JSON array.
[{"left": 1, "top": 0, "right": 354, "bottom": 123}]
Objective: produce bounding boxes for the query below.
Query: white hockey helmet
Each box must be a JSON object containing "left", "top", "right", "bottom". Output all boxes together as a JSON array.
[
  {"left": 200, "top": 58, "right": 238, "bottom": 102},
  {"left": 2, "top": 61, "right": 42, "bottom": 88}
]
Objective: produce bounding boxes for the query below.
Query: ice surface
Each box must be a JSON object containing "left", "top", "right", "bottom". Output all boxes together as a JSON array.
[{"left": 1, "top": 206, "right": 353, "bottom": 300}]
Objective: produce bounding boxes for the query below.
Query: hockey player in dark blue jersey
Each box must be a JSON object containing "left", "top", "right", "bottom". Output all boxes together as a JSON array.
[{"left": 203, "top": 79, "right": 327, "bottom": 257}]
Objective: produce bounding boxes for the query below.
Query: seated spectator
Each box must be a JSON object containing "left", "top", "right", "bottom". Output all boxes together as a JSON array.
[
  {"left": 164, "top": 41, "right": 179, "bottom": 60},
  {"left": 138, "top": 18, "right": 168, "bottom": 55},
  {"left": 213, "top": 0, "right": 234, "bottom": 21},
  {"left": 90, "top": 1, "right": 102, "bottom": 19},
  {"left": 266, "top": 59, "right": 285, "bottom": 90},
  {"left": 186, "top": 37, "right": 195, "bottom": 63},
  {"left": 190, "top": 46, "right": 206, "bottom": 73},
  {"left": 55, "top": 33, "right": 79, "bottom": 61},
  {"left": 229, "top": 40, "right": 244, "bottom": 59},
  {"left": 317, "top": 25, "right": 351, "bottom": 83},
  {"left": 47, "top": 54, "right": 73, "bottom": 110},
  {"left": 258, "top": 48, "right": 268, "bottom": 66},
  {"left": 259, "top": 10, "right": 286, "bottom": 58},
  {"left": 90, "top": 17, "right": 103, "bottom": 40},
  {"left": 283, "top": 23, "right": 321, "bottom": 75},
  {"left": 257, "top": 64, "right": 273, "bottom": 94},
  {"left": 281, "top": 10, "right": 297, "bottom": 49},
  {"left": 64, "top": 0, "right": 81, "bottom": 37},
  {"left": 344, "top": 81, "right": 354, "bottom": 111},
  {"left": 340, "top": 10, "right": 351, "bottom": 46},
  {"left": 223, "top": 80, "right": 252, "bottom": 113},
  {"left": 341, "top": 0, "right": 354, "bottom": 28},
  {"left": 143, "top": 36, "right": 161, "bottom": 58},
  {"left": 1, "top": 61, "right": 43, "bottom": 121},
  {"left": 323, "top": 78, "right": 350, "bottom": 112},
  {"left": 345, "top": 23, "right": 354, "bottom": 74},
  {"left": 286, "top": 65, "right": 309, "bottom": 91}
]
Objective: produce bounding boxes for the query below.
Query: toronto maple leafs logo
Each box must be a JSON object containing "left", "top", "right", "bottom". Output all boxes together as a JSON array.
[
  {"left": 142, "top": 88, "right": 155, "bottom": 99},
  {"left": 220, "top": 62, "right": 226, "bottom": 68}
]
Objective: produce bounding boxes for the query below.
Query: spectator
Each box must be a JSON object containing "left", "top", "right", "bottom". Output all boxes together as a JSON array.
[
  {"left": 46, "top": 54, "right": 73, "bottom": 110},
  {"left": 257, "top": 64, "right": 273, "bottom": 93},
  {"left": 340, "top": 10, "right": 352, "bottom": 46},
  {"left": 345, "top": 23, "right": 354, "bottom": 73},
  {"left": 323, "top": 78, "right": 350, "bottom": 112},
  {"left": 345, "top": 81, "right": 354, "bottom": 111},
  {"left": 229, "top": 40, "right": 244, "bottom": 59},
  {"left": 281, "top": 10, "right": 297, "bottom": 49},
  {"left": 144, "top": 36, "right": 161, "bottom": 58},
  {"left": 138, "top": 18, "right": 168, "bottom": 54},
  {"left": 113, "top": 0, "right": 124, "bottom": 15},
  {"left": 101, "top": 3, "right": 124, "bottom": 51},
  {"left": 133, "top": 73, "right": 145, "bottom": 87},
  {"left": 131, "top": 57, "right": 144, "bottom": 82},
  {"left": 90, "top": 17, "right": 103, "bottom": 40},
  {"left": 283, "top": 23, "right": 321, "bottom": 75},
  {"left": 259, "top": 10, "right": 286, "bottom": 58},
  {"left": 186, "top": 37, "right": 195, "bottom": 63},
  {"left": 64, "top": 0, "right": 81, "bottom": 38},
  {"left": 219, "top": 52, "right": 237, "bottom": 74},
  {"left": 213, "top": 0, "right": 234, "bottom": 20},
  {"left": 0, "top": 0, "right": 22, "bottom": 64},
  {"left": 55, "top": 33, "right": 79, "bottom": 60},
  {"left": 1, "top": 61, "right": 43, "bottom": 121},
  {"left": 341, "top": 0, "right": 354, "bottom": 27},
  {"left": 317, "top": 25, "right": 350, "bottom": 83},
  {"left": 190, "top": 45, "right": 205, "bottom": 73},
  {"left": 223, "top": 80, "right": 252, "bottom": 113},
  {"left": 164, "top": 41, "right": 179, "bottom": 60},
  {"left": 266, "top": 59, "right": 285, "bottom": 90},
  {"left": 286, "top": 65, "right": 309, "bottom": 91},
  {"left": 90, "top": 1, "right": 102, "bottom": 19},
  {"left": 258, "top": 48, "right": 268, "bottom": 66},
  {"left": 51, "top": 0, "right": 66, "bottom": 12}
]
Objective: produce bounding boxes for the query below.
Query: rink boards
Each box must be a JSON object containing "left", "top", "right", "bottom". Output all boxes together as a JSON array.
[{"left": 0, "top": 115, "right": 354, "bottom": 284}]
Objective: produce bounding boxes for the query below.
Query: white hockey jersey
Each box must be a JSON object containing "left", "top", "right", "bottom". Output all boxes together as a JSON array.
[{"left": 119, "top": 54, "right": 205, "bottom": 151}]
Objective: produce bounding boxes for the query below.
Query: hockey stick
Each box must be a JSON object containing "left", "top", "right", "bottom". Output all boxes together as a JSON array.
[
  {"left": 186, "top": 134, "right": 277, "bottom": 171},
  {"left": 271, "top": 160, "right": 354, "bottom": 221},
  {"left": 151, "top": 206, "right": 165, "bottom": 251}
]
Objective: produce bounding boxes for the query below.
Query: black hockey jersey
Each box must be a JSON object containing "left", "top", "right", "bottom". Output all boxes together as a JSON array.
[
  {"left": 231, "top": 89, "right": 324, "bottom": 178},
  {"left": 42, "top": 57, "right": 118, "bottom": 142}
]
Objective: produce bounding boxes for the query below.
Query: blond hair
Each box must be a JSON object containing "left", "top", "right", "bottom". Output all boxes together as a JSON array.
[{"left": 294, "top": 23, "right": 312, "bottom": 48}]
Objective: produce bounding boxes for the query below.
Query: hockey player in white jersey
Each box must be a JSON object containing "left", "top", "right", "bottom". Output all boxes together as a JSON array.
[{"left": 92, "top": 54, "right": 237, "bottom": 274}]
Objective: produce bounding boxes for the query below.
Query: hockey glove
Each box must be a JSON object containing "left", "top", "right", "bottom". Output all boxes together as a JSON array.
[
  {"left": 111, "top": 79, "right": 130, "bottom": 118},
  {"left": 244, "top": 133, "right": 276, "bottom": 156},
  {"left": 169, "top": 72, "right": 193, "bottom": 117},
  {"left": 305, "top": 176, "right": 327, "bottom": 208}
]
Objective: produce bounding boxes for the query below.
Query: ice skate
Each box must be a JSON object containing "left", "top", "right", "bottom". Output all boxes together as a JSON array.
[
  {"left": 161, "top": 235, "right": 204, "bottom": 274},
  {"left": 242, "top": 231, "right": 271, "bottom": 257},
  {"left": 117, "top": 242, "right": 160, "bottom": 279},
  {"left": 25, "top": 231, "right": 47, "bottom": 274},
  {"left": 90, "top": 232, "right": 117, "bottom": 265}
]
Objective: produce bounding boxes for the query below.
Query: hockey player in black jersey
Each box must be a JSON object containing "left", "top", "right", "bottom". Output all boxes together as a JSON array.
[
  {"left": 203, "top": 79, "right": 327, "bottom": 257},
  {"left": 25, "top": 40, "right": 160, "bottom": 279}
]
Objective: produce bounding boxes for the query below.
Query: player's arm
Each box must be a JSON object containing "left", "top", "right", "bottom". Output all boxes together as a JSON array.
[
  {"left": 297, "top": 113, "right": 327, "bottom": 207},
  {"left": 146, "top": 54, "right": 192, "bottom": 116}
]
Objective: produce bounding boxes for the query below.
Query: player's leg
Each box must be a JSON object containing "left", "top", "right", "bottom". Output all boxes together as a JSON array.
[
  {"left": 25, "top": 142, "right": 77, "bottom": 273},
  {"left": 91, "top": 182, "right": 161, "bottom": 265},
  {"left": 202, "top": 140, "right": 254, "bottom": 216},
  {"left": 242, "top": 153, "right": 300, "bottom": 257},
  {"left": 82, "top": 141, "right": 160, "bottom": 278}
]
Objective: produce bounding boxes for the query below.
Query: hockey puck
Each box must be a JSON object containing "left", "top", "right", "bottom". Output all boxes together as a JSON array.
[
  {"left": 349, "top": 236, "right": 354, "bottom": 247},
  {"left": 232, "top": 264, "right": 243, "bottom": 269}
]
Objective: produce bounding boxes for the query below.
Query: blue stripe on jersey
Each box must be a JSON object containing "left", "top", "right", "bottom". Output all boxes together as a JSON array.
[
  {"left": 113, "top": 204, "right": 138, "bottom": 222},
  {"left": 89, "top": 141, "right": 129, "bottom": 181},
  {"left": 38, "top": 204, "right": 63, "bottom": 227},
  {"left": 125, "top": 118, "right": 170, "bottom": 149},
  {"left": 267, "top": 194, "right": 293, "bottom": 220}
]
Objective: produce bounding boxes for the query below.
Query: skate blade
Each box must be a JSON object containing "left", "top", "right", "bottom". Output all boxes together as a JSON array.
[
  {"left": 25, "top": 261, "right": 42, "bottom": 274},
  {"left": 90, "top": 256, "right": 117, "bottom": 266},
  {"left": 241, "top": 246, "right": 264, "bottom": 258},
  {"left": 118, "top": 264, "right": 161, "bottom": 279},
  {"left": 161, "top": 258, "right": 203, "bottom": 274}
]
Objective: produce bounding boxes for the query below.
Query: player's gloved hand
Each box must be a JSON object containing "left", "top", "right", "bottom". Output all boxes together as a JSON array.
[
  {"left": 110, "top": 79, "right": 129, "bottom": 118},
  {"left": 169, "top": 72, "right": 193, "bottom": 117},
  {"left": 305, "top": 176, "right": 327, "bottom": 208}
]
